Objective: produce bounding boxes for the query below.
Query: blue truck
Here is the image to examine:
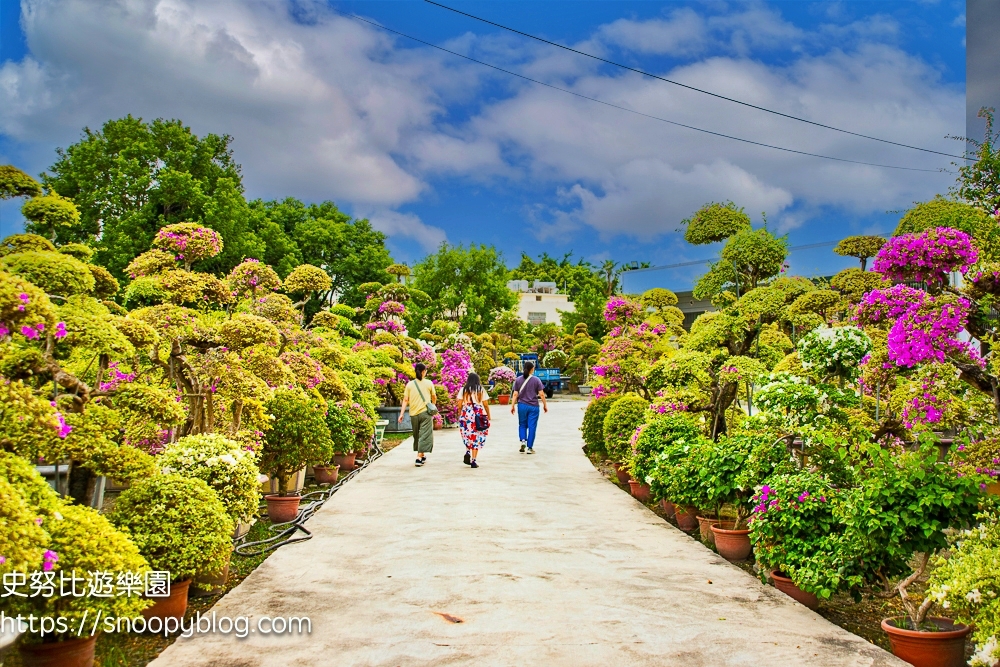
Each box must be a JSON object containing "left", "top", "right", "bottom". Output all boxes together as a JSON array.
[{"left": 506, "top": 353, "right": 565, "bottom": 398}]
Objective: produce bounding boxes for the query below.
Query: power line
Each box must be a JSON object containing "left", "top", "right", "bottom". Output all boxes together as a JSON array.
[
  {"left": 332, "top": 9, "right": 944, "bottom": 172},
  {"left": 623, "top": 233, "right": 892, "bottom": 274},
  {"left": 424, "top": 0, "right": 967, "bottom": 161}
]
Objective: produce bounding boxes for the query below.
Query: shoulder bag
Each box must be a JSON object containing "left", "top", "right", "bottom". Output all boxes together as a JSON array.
[{"left": 413, "top": 380, "right": 438, "bottom": 416}]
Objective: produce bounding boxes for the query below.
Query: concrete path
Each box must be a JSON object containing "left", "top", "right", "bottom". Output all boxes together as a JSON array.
[{"left": 152, "top": 400, "right": 903, "bottom": 667}]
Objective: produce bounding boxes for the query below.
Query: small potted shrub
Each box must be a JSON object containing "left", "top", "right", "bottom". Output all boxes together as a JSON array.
[
  {"left": 649, "top": 434, "right": 713, "bottom": 533},
  {"left": 749, "top": 470, "right": 853, "bottom": 609},
  {"left": 628, "top": 413, "right": 701, "bottom": 505},
  {"left": 110, "top": 474, "right": 233, "bottom": 621},
  {"left": 581, "top": 395, "right": 617, "bottom": 459},
  {"left": 157, "top": 434, "right": 261, "bottom": 594},
  {"left": 325, "top": 401, "right": 374, "bottom": 475},
  {"left": 602, "top": 394, "right": 647, "bottom": 486},
  {"left": 2, "top": 454, "right": 151, "bottom": 667},
  {"left": 488, "top": 366, "right": 515, "bottom": 405},
  {"left": 928, "top": 510, "right": 1000, "bottom": 667},
  {"left": 259, "top": 389, "right": 334, "bottom": 522},
  {"left": 840, "top": 442, "right": 982, "bottom": 667}
]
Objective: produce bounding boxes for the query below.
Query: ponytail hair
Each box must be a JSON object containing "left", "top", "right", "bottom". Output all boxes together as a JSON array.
[{"left": 414, "top": 362, "right": 426, "bottom": 380}]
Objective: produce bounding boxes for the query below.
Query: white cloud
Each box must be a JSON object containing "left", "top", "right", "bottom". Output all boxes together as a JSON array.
[
  {"left": 361, "top": 209, "right": 446, "bottom": 252},
  {"left": 0, "top": 0, "right": 964, "bottom": 250}
]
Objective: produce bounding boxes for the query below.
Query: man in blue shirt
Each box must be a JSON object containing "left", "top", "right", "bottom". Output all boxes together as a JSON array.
[{"left": 510, "top": 361, "right": 548, "bottom": 454}]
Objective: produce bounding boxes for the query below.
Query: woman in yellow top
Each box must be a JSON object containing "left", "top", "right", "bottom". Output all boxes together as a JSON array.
[{"left": 399, "top": 362, "right": 435, "bottom": 467}]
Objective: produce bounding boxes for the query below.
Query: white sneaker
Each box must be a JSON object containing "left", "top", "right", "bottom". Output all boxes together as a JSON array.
[{"left": 526, "top": 448, "right": 535, "bottom": 455}]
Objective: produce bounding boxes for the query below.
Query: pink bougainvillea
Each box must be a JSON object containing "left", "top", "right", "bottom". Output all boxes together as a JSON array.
[
  {"left": 603, "top": 297, "right": 642, "bottom": 323},
  {"left": 871, "top": 227, "right": 977, "bottom": 285},
  {"left": 438, "top": 346, "right": 473, "bottom": 423}
]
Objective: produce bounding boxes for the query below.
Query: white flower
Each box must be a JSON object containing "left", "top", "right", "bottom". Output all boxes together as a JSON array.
[{"left": 966, "top": 588, "right": 983, "bottom": 604}]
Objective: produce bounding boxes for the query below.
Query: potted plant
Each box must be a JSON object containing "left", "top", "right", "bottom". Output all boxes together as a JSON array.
[
  {"left": 749, "top": 470, "right": 852, "bottom": 610},
  {"left": 581, "top": 395, "right": 617, "bottom": 459},
  {"left": 259, "top": 389, "right": 334, "bottom": 522},
  {"left": 602, "top": 393, "right": 647, "bottom": 485},
  {"left": 110, "top": 474, "right": 233, "bottom": 621},
  {"left": 629, "top": 412, "right": 701, "bottom": 506},
  {"left": 488, "top": 366, "right": 515, "bottom": 405},
  {"left": 325, "top": 400, "right": 374, "bottom": 473},
  {"left": 928, "top": 510, "right": 1000, "bottom": 667},
  {"left": 2, "top": 454, "right": 151, "bottom": 667},
  {"left": 840, "top": 442, "right": 982, "bottom": 667},
  {"left": 701, "top": 434, "right": 791, "bottom": 561},
  {"left": 649, "top": 433, "right": 713, "bottom": 534},
  {"left": 157, "top": 434, "right": 261, "bottom": 594}
]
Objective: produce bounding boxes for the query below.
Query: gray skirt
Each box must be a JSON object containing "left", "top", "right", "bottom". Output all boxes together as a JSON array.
[{"left": 411, "top": 411, "right": 434, "bottom": 453}]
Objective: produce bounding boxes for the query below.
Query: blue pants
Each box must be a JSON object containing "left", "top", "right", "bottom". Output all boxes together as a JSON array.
[{"left": 517, "top": 403, "right": 540, "bottom": 449}]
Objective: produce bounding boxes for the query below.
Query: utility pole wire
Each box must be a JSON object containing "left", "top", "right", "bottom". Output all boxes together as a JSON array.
[
  {"left": 424, "top": 0, "right": 967, "bottom": 161},
  {"left": 333, "top": 8, "right": 944, "bottom": 172}
]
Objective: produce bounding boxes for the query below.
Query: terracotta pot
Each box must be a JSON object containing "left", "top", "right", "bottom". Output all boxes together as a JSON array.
[
  {"left": 265, "top": 494, "right": 301, "bottom": 524},
  {"left": 498, "top": 394, "right": 510, "bottom": 405},
  {"left": 770, "top": 571, "right": 819, "bottom": 610},
  {"left": 881, "top": 617, "right": 971, "bottom": 667},
  {"left": 659, "top": 499, "right": 676, "bottom": 519},
  {"left": 190, "top": 552, "right": 231, "bottom": 598},
  {"left": 627, "top": 479, "right": 651, "bottom": 503},
  {"left": 697, "top": 516, "right": 720, "bottom": 547},
  {"left": 19, "top": 635, "right": 97, "bottom": 667},
  {"left": 711, "top": 526, "right": 752, "bottom": 561},
  {"left": 332, "top": 452, "right": 356, "bottom": 472},
  {"left": 987, "top": 482, "right": 1000, "bottom": 497},
  {"left": 141, "top": 578, "right": 191, "bottom": 622},
  {"left": 433, "top": 420, "right": 442, "bottom": 430},
  {"left": 313, "top": 464, "right": 340, "bottom": 485},
  {"left": 674, "top": 506, "right": 699, "bottom": 533},
  {"left": 611, "top": 463, "right": 631, "bottom": 485}
]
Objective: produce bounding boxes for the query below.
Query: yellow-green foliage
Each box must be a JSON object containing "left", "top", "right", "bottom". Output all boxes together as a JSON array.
[
  {"left": 787, "top": 289, "right": 841, "bottom": 326},
  {"left": 114, "top": 317, "right": 159, "bottom": 349},
  {"left": 683, "top": 202, "right": 752, "bottom": 245},
  {"left": 896, "top": 197, "right": 994, "bottom": 239},
  {"left": 157, "top": 268, "right": 232, "bottom": 306},
  {"left": 113, "top": 383, "right": 187, "bottom": 425},
  {"left": 738, "top": 286, "right": 786, "bottom": 321},
  {"left": 158, "top": 434, "right": 260, "bottom": 524},
  {"left": 228, "top": 259, "right": 281, "bottom": 298},
  {"left": 0, "top": 380, "right": 62, "bottom": 459},
  {"left": 130, "top": 304, "right": 200, "bottom": 341},
  {"left": 833, "top": 236, "right": 886, "bottom": 264},
  {"left": 1, "top": 268, "right": 57, "bottom": 333},
  {"left": 244, "top": 293, "right": 300, "bottom": 326},
  {"left": 830, "top": 268, "right": 889, "bottom": 303},
  {"left": 1, "top": 234, "right": 55, "bottom": 259},
  {"left": 11, "top": 501, "right": 152, "bottom": 638},
  {"left": 152, "top": 222, "right": 224, "bottom": 266},
  {"left": 87, "top": 264, "right": 120, "bottom": 298},
  {"left": 284, "top": 264, "right": 332, "bottom": 294},
  {"left": 0, "top": 476, "right": 48, "bottom": 574},
  {"left": 218, "top": 313, "right": 281, "bottom": 350},
  {"left": 57, "top": 243, "right": 94, "bottom": 262},
  {"left": 21, "top": 194, "right": 80, "bottom": 237},
  {"left": 771, "top": 275, "right": 816, "bottom": 302},
  {"left": 111, "top": 474, "right": 233, "bottom": 581},
  {"left": 0, "top": 165, "right": 42, "bottom": 199},
  {"left": 56, "top": 296, "right": 133, "bottom": 356},
  {"left": 1, "top": 251, "right": 95, "bottom": 297},
  {"left": 126, "top": 249, "right": 177, "bottom": 278},
  {"left": 602, "top": 393, "right": 649, "bottom": 465}
]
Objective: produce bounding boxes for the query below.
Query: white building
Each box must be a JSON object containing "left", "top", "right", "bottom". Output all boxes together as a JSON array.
[{"left": 507, "top": 280, "right": 575, "bottom": 326}]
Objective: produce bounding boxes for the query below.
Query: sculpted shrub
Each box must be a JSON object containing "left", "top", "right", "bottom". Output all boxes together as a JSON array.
[
  {"left": 602, "top": 393, "right": 648, "bottom": 466},
  {"left": 581, "top": 395, "right": 617, "bottom": 456}
]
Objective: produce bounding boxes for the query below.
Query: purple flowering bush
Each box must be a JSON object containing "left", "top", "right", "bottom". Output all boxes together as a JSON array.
[{"left": 872, "top": 226, "right": 977, "bottom": 286}]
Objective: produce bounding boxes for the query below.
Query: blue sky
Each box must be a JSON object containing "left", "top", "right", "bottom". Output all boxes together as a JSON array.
[{"left": 0, "top": 0, "right": 968, "bottom": 292}]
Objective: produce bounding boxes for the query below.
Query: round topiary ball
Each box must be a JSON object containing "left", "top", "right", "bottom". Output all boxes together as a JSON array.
[
  {"left": 581, "top": 395, "right": 618, "bottom": 457},
  {"left": 602, "top": 394, "right": 649, "bottom": 465},
  {"left": 110, "top": 474, "right": 234, "bottom": 582}
]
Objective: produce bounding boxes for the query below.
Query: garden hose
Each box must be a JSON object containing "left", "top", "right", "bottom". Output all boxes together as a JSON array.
[{"left": 234, "top": 435, "right": 385, "bottom": 557}]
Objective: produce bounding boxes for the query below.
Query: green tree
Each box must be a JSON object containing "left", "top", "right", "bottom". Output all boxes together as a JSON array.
[
  {"left": 508, "top": 252, "right": 609, "bottom": 335},
  {"left": 42, "top": 115, "right": 263, "bottom": 277},
  {"left": 412, "top": 243, "right": 516, "bottom": 333},
  {"left": 954, "top": 107, "right": 1000, "bottom": 214},
  {"left": 0, "top": 166, "right": 42, "bottom": 200}
]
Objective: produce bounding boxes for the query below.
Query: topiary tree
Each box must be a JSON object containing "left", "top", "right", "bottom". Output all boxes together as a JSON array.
[
  {"left": 228, "top": 258, "right": 281, "bottom": 299},
  {"left": 57, "top": 243, "right": 94, "bottom": 262},
  {"left": 152, "top": 222, "right": 223, "bottom": 271},
  {"left": 259, "top": 389, "right": 334, "bottom": 495},
  {"left": 0, "top": 233, "right": 54, "bottom": 257},
  {"left": 833, "top": 235, "right": 886, "bottom": 271},
  {"left": 110, "top": 474, "right": 233, "bottom": 582},
  {"left": 326, "top": 400, "right": 374, "bottom": 455},
  {"left": 0, "top": 165, "right": 42, "bottom": 199},
  {"left": 602, "top": 393, "right": 648, "bottom": 467},
  {"left": 284, "top": 263, "right": 333, "bottom": 310},
  {"left": 21, "top": 194, "right": 81, "bottom": 243},
  {"left": 682, "top": 201, "right": 752, "bottom": 245},
  {"left": 387, "top": 263, "right": 411, "bottom": 283},
  {"left": 1, "top": 250, "right": 96, "bottom": 297},
  {"left": 157, "top": 433, "right": 261, "bottom": 525},
  {"left": 581, "top": 395, "right": 617, "bottom": 457}
]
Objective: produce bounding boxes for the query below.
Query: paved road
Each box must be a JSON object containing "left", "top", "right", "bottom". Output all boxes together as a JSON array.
[{"left": 151, "top": 400, "right": 903, "bottom": 667}]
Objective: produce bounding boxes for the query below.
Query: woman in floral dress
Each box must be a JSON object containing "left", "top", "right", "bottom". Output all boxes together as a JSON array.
[{"left": 458, "top": 373, "right": 491, "bottom": 469}]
